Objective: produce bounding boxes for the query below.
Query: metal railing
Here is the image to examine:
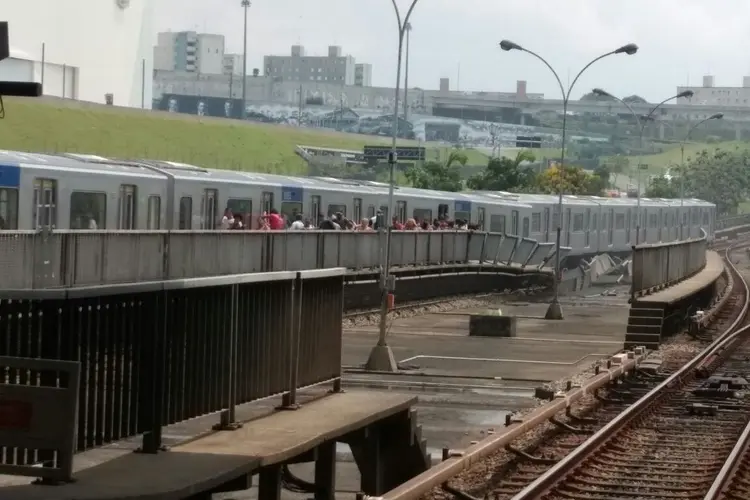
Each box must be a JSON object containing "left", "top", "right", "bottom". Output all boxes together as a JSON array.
[
  {"left": 717, "top": 213, "right": 750, "bottom": 230},
  {"left": 631, "top": 229, "right": 708, "bottom": 298},
  {"left": 0, "top": 230, "right": 557, "bottom": 289},
  {"left": 0, "top": 268, "right": 344, "bottom": 481}
]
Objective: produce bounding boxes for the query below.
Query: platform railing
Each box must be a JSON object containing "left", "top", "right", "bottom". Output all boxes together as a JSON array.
[
  {"left": 631, "top": 229, "right": 708, "bottom": 299},
  {"left": 0, "top": 230, "right": 557, "bottom": 289},
  {"left": 0, "top": 268, "right": 344, "bottom": 481},
  {"left": 717, "top": 213, "right": 750, "bottom": 230}
]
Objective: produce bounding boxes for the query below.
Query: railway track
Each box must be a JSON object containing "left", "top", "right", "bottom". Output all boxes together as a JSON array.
[{"left": 498, "top": 241, "right": 750, "bottom": 500}]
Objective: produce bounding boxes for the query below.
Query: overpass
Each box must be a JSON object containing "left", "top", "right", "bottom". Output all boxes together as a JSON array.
[{"left": 431, "top": 94, "right": 750, "bottom": 123}]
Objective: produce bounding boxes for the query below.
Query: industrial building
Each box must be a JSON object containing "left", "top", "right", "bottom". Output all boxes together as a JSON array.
[
  {"left": 2, "top": 0, "right": 154, "bottom": 107},
  {"left": 677, "top": 75, "right": 750, "bottom": 107},
  {"left": 263, "top": 45, "right": 372, "bottom": 87},
  {"left": 153, "top": 31, "right": 225, "bottom": 75}
]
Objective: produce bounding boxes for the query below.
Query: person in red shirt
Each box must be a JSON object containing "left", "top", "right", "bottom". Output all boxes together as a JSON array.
[
  {"left": 392, "top": 216, "right": 404, "bottom": 230},
  {"left": 268, "top": 209, "right": 285, "bottom": 230}
]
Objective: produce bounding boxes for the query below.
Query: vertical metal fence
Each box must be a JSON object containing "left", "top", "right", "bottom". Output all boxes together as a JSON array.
[
  {"left": 631, "top": 229, "right": 708, "bottom": 298},
  {"left": 0, "top": 268, "right": 345, "bottom": 481}
]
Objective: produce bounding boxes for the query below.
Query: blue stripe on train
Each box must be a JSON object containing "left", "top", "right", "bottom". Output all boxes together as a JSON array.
[{"left": 0, "top": 164, "right": 20, "bottom": 188}]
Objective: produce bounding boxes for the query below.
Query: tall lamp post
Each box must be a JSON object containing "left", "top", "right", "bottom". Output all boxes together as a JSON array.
[
  {"left": 679, "top": 113, "right": 723, "bottom": 238},
  {"left": 241, "top": 0, "right": 251, "bottom": 120},
  {"left": 499, "top": 40, "right": 638, "bottom": 320},
  {"left": 366, "top": 0, "right": 420, "bottom": 372},
  {"left": 592, "top": 88, "right": 694, "bottom": 244},
  {"left": 403, "top": 22, "right": 412, "bottom": 122}
]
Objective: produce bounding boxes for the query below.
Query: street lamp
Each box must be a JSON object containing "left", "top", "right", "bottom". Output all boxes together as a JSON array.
[
  {"left": 679, "top": 112, "right": 723, "bottom": 238},
  {"left": 403, "top": 22, "right": 412, "bottom": 122},
  {"left": 593, "top": 88, "right": 694, "bottom": 244},
  {"left": 367, "top": 0, "right": 420, "bottom": 372},
  {"left": 241, "top": 0, "right": 251, "bottom": 120},
  {"left": 499, "top": 40, "right": 638, "bottom": 320}
]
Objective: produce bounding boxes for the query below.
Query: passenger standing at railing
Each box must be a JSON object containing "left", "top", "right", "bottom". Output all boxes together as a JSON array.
[
  {"left": 267, "top": 209, "right": 285, "bottom": 230},
  {"left": 392, "top": 217, "right": 404, "bottom": 230},
  {"left": 290, "top": 214, "right": 305, "bottom": 230},
  {"left": 221, "top": 209, "right": 234, "bottom": 230},
  {"left": 358, "top": 219, "right": 373, "bottom": 231},
  {"left": 232, "top": 214, "right": 244, "bottom": 229}
]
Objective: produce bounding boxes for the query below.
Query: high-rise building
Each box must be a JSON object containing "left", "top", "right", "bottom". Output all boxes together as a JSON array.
[
  {"left": 263, "top": 45, "right": 367, "bottom": 85},
  {"left": 154, "top": 31, "right": 225, "bottom": 75},
  {"left": 354, "top": 63, "right": 372, "bottom": 87},
  {"left": 3, "top": 0, "right": 155, "bottom": 107}
]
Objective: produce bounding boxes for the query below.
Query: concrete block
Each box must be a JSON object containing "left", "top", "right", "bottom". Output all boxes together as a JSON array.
[{"left": 469, "top": 313, "right": 517, "bottom": 338}]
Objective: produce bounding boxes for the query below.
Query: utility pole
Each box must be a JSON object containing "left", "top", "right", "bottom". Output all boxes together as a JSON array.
[
  {"left": 403, "top": 23, "right": 412, "bottom": 122},
  {"left": 241, "top": 0, "right": 251, "bottom": 119}
]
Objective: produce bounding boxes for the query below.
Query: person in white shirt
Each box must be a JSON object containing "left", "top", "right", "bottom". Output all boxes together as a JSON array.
[
  {"left": 290, "top": 214, "right": 305, "bottom": 230},
  {"left": 220, "top": 208, "right": 235, "bottom": 230}
]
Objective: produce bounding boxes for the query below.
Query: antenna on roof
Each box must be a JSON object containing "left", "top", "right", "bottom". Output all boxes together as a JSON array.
[{"left": 0, "top": 22, "right": 43, "bottom": 119}]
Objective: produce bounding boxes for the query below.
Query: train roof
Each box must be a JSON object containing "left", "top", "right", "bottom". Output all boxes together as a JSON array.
[{"left": 0, "top": 150, "right": 168, "bottom": 180}]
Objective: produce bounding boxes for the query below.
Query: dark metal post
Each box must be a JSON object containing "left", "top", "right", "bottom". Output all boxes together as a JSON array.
[
  {"left": 40, "top": 42, "right": 45, "bottom": 93},
  {"left": 241, "top": 0, "right": 250, "bottom": 119}
]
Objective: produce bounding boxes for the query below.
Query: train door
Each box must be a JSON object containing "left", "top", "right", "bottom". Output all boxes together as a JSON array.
[
  {"left": 522, "top": 217, "right": 530, "bottom": 238},
  {"left": 626, "top": 208, "right": 632, "bottom": 244},
  {"left": 608, "top": 208, "right": 614, "bottom": 245},
  {"left": 511, "top": 210, "right": 519, "bottom": 235},
  {"left": 118, "top": 184, "right": 138, "bottom": 229},
  {"left": 641, "top": 208, "right": 648, "bottom": 244},
  {"left": 311, "top": 195, "right": 321, "bottom": 226},
  {"left": 200, "top": 188, "right": 218, "bottom": 229},
  {"left": 396, "top": 201, "right": 407, "bottom": 223},
  {"left": 438, "top": 204, "right": 449, "bottom": 221},
  {"left": 353, "top": 198, "right": 363, "bottom": 223},
  {"left": 543, "top": 207, "right": 550, "bottom": 242},
  {"left": 585, "top": 208, "right": 591, "bottom": 247},
  {"left": 262, "top": 191, "right": 274, "bottom": 214},
  {"left": 477, "top": 207, "right": 485, "bottom": 230},
  {"left": 32, "top": 178, "right": 57, "bottom": 229},
  {"left": 565, "top": 208, "right": 572, "bottom": 246},
  {"left": 658, "top": 208, "right": 664, "bottom": 241},
  {"left": 281, "top": 186, "right": 303, "bottom": 223}
]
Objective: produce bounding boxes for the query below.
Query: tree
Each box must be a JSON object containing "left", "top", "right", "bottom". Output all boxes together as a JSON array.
[
  {"left": 534, "top": 165, "right": 602, "bottom": 195},
  {"left": 580, "top": 91, "right": 614, "bottom": 102},
  {"left": 466, "top": 151, "right": 537, "bottom": 192},
  {"left": 606, "top": 155, "right": 629, "bottom": 187},
  {"left": 684, "top": 148, "right": 750, "bottom": 215},
  {"left": 404, "top": 150, "right": 465, "bottom": 192},
  {"left": 645, "top": 175, "right": 679, "bottom": 198}
]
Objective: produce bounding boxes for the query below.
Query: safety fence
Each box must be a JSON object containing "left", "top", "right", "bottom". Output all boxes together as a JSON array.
[
  {"left": 0, "top": 230, "right": 559, "bottom": 289},
  {"left": 0, "top": 268, "right": 344, "bottom": 482},
  {"left": 716, "top": 213, "right": 750, "bottom": 230},
  {"left": 631, "top": 229, "right": 708, "bottom": 298}
]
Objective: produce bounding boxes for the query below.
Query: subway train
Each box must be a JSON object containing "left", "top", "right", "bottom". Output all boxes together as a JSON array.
[{"left": 0, "top": 149, "right": 716, "bottom": 256}]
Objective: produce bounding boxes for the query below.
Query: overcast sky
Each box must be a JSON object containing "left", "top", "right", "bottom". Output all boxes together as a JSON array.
[{"left": 154, "top": 0, "right": 750, "bottom": 101}]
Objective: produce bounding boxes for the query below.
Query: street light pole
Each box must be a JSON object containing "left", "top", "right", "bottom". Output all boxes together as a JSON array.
[
  {"left": 403, "top": 22, "right": 412, "bottom": 123},
  {"left": 594, "top": 88, "right": 694, "bottom": 244},
  {"left": 241, "top": 0, "right": 251, "bottom": 120},
  {"left": 679, "top": 112, "right": 723, "bottom": 238},
  {"left": 499, "top": 40, "right": 638, "bottom": 320},
  {"left": 366, "top": 0, "right": 420, "bottom": 372}
]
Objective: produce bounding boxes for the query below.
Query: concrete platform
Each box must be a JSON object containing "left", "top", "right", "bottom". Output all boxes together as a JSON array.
[
  {"left": 0, "top": 392, "right": 417, "bottom": 500},
  {"left": 634, "top": 250, "right": 724, "bottom": 306}
]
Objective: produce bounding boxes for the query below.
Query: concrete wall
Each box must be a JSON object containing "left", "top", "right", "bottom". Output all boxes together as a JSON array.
[{"left": 5, "top": 0, "right": 154, "bottom": 108}]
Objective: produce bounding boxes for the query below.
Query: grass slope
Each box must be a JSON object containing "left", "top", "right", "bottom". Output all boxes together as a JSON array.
[{"left": 0, "top": 97, "right": 489, "bottom": 174}]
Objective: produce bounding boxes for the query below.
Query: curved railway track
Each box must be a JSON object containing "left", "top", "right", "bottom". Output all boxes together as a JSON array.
[{"left": 502, "top": 241, "right": 750, "bottom": 500}]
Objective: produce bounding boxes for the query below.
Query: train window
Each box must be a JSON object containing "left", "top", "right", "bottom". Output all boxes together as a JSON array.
[
  {"left": 179, "top": 197, "right": 192, "bottom": 229},
  {"left": 511, "top": 210, "right": 519, "bottom": 235},
  {"left": 33, "top": 178, "right": 57, "bottom": 229},
  {"left": 489, "top": 214, "right": 506, "bottom": 233},
  {"left": 201, "top": 189, "right": 218, "bottom": 229},
  {"left": 615, "top": 213, "right": 625, "bottom": 230},
  {"left": 117, "top": 184, "right": 137, "bottom": 229},
  {"left": 280, "top": 202, "right": 302, "bottom": 223},
  {"left": 227, "top": 198, "right": 252, "bottom": 216},
  {"left": 531, "top": 213, "right": 541, "bottom": 233},
  {"left": 70, "top": 192, "right": 106, "bottom": 229},
  {"left": 327, "top": 204, "right": 346, "bottom": 217},
  {"left": 353, "top": 198, "right": 362, "bottom": 222},
  {"left": 262, "top": 192, "right": 274, "bottom": 214},
  {"left": 413, "top": 208, "right": 432, "bottom": 223},
  {"left": 438, "top": 204, "right": 449, "bottom": 219},
  {"left": 573, "top": 214, "right": 584, "bottom": 231},
  {"left": 522, "top": 217, "right": 530, "bottom": 237},
  {"left": 649, "top": 214, "right": 658, "bottom": 228},
  {"left": 396, "top": 201, "right": 407, "bottom": 223},
  {"left": 477, "top": 207, "right": 485, "bottom": 230},
  {"left": 147, "top": 196, "right": 161, "bottom": 230},
  {"left": 311, "top": 196, "right": 321, "bottom": 225},
  {"left": 0, "top": 188, "right": 19, "bottom": 229},
  {"left": 367, "top": 205, "right": 376, "bottom": 218}
]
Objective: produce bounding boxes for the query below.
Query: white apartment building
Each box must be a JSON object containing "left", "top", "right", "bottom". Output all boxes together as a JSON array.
[
  {"left": 264, "top": 45, "right": 365, "bottom": 85},
  {"left": 154, "top": 31, "right": 225, "bottom": 75},
  {"left": 222, "top": 53, "right": 243, "bottom": 76},
  {"left": 677, "top": 75, "right": 750, "bottom": 107}
]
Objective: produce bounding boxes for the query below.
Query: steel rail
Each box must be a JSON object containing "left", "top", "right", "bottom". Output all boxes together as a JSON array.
[
  {"left": 509, "top": 243, "right": 748, "bottom": 499},
  {"left": 703, "top": 410, "right": 750, "bottom": 500}
]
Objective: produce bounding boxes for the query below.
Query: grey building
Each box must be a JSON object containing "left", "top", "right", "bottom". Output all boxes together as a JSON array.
[
  {"left": 676, "top": 74, "right": 750, "bottom": 108},
  {"left": 154, "top": 31, "right": 225, "bottom": 75},
  {"left": 263, "top": 45, "right": 365, "bottom": 85},
  {"left": 354, "top": 63, "right": 372, "bottom": 87}
]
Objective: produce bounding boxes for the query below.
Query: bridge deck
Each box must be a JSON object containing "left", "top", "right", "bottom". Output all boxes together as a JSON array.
[
  {"left": 1, "top": 391, "right": 416, "bottom": 500},
  {"left": 634, "top": 250, "right": 724, "bottom": 306}
]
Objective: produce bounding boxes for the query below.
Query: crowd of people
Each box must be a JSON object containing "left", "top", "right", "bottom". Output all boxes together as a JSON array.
[{"left": 219, "top": 208, "right": 481, "bottom": 232}]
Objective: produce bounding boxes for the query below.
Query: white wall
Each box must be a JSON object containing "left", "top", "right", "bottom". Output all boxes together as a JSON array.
[
  {"left": 5, "top": 0, "right": 154, "bottom": 108},
  {"left": 196, "top": 34, "right": 225, "bottom": 75},
  {"left": 0, "top": 55, "right": 78, "bottom": 99}
]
